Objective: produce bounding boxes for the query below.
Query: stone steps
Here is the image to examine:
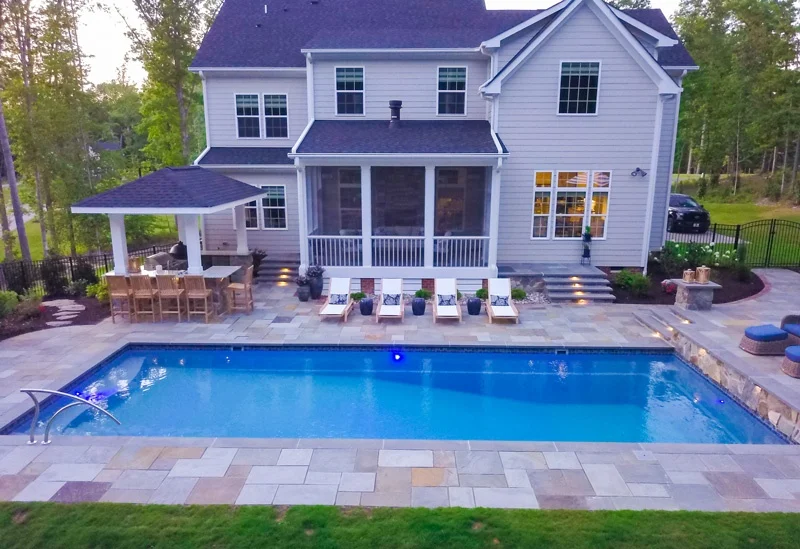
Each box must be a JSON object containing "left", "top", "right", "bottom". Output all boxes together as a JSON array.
[
  {"left": 256, "top": 259, "right": 300, "bottom": 286},
  {"left": 543, "top": 272, "right": 615, "bottom": 304}
]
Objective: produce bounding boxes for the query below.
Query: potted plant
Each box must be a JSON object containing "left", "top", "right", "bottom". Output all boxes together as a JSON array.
[
  {"left": 581, "top": 226, "right": 592, "bottom": 265},
  {"left": 251, "top": 249, "right": 267, "bottom": 278},
  {"left": 467, "top": 291, "right": 483, "bottom": 316},
  {"left": 305, "top": 265, "right": 325, "bottom": 299},
  {"left": 352, "top": 292, "right": 372, "bottom": 315},
  {"left": 296, "top": 275, "right": 311, "bottom": 302},
  {"left": 412, "top": 289, "right": 430, "bottom": 316}
]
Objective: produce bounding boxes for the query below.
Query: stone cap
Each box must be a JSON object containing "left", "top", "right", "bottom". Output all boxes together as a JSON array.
[{"left": 670, "top": 279, "right": 723, "bottom": 290}]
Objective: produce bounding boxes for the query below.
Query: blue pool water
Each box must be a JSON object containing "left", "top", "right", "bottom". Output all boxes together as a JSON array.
[{"left": 10, "top": 346, "right": 784, "bottom": 444}]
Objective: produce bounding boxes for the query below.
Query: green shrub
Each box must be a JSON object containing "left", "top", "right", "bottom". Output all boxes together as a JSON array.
[
  {"left": 736, "top": 243, "right": 747, "bottom": 265},
  {"left": 66, "top": 279, "right": 89, "bottom": 298},
  {"left": 734, "top": 262, "right": 752, "bottom": 283},
  {"left": 475, "top": 288, "right": 488, "bottom": 300},
  {"left": 350, "top": 292, "right": 366, "bottom": 301},
  {"left": 40, "top": 258, "right": 68, "bottom": 296},
  {"left": 414, "top": 289, "right": 432, "bottom": 299},
  {"left": 510, "top": 288, "right": 527, "bottom": 301},
  {"left": 614, "top": 269, "right": 650, "bottom": 297},
  {"left": 72, "top": 258, "right": 99, "bottom": 285},
  {"left": 86, "top": 282, "right": 109, "bottom": 304},
  {"left": 14, "top": 299, "right": 42, "bottom": 321},
  {"left": 0, "top": 290, "right": 19, "bottom": 319}
]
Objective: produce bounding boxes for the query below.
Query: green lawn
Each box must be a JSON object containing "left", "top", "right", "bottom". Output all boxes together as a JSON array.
[
  {"left": 703, "top": 203, "right": 800, "bottom": 225},
  {"left": 2, "top": 504, "right": 800, "bottom": 549},
  {"left": 0, "top": 220, "right": 45, "bottom": 262}
]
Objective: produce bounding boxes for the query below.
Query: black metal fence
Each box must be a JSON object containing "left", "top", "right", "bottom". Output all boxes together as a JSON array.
[
  {"left": 0, "top": 244, "right": 173, "bottom": 296},
  {"left": 666, "top": 219, "right": 800, "bottom": 268}
]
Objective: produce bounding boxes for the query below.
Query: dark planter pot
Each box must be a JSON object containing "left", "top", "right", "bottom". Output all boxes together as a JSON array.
[
  {"left": 411, "top": 297, "right": 426, "bottom": 316},
  {"left": 309, "top": 276, "right": 323, "bottom": 299},
  {"left": 467, "top": 297, "right": 482, "bottom": 316},
  {"left": 360, "top": 298, "right": 374, "bottom": 316},
  {"left": 297, "top": 286, "right": 311, "bottom": 302}
]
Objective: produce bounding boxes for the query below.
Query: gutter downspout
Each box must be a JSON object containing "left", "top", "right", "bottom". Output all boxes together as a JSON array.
[
  {"left": 641, "top": 94, "right": 667, "bottom": 274},
  {"left": 660, "top": 71, "right": 687, "bottom": 247},
  {"left": 200, "top": 71, "right": 211, "bottom": 151}
]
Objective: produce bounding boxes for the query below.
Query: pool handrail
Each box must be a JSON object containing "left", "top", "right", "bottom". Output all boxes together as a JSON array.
[{"left": 19, "top": 388, "right": 121, "bottom": 445}]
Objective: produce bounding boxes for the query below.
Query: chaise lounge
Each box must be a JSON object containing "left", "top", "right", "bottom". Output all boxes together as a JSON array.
[
  {"left": 376, "top": 278, "right": 404, "bottom": 322},
  {"left": 486, "top": 278, "right": 520, "bottom": 324},
  {"left": 739, "top": 315, "right": 800, "bottom": 356},
  {"left": 319, "top": 278, "right": 354, "bottom": 322},
  {"left": 433, "top": 278, "right": 461, "bottom": 323}
]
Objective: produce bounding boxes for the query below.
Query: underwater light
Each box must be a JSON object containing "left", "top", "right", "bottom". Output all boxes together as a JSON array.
[{"left": 392, "top": 352, "right": 403, "bottom": 362}]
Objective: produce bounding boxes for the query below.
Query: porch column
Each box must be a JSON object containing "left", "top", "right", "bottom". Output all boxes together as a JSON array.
[
  {"left": 181, "top": 214, "right": 203, "bottom": 274},
  {"left": 176, "top": 215, "right": 188, "bottom": 243},
  {"left": 296, "top": 162, "right": 309, "bottom": 270},
  {"left": 424, "top": 165, "right": 435, "bottom": 268},
  {"left": 360, "top": 165, "right": 372, "bottom": 267},
  {"left": 109, "top": 214, "right": 129, "bottom": 275},
  {"left": 488, "top": 166, "right": 501, "bottom": 275},
  {"left": 233, "top": 205, "right": 249, "bottom": 254}
]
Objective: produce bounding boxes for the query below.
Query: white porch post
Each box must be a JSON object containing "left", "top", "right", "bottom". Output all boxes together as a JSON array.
[
  {"left": 181, "top": 214, "right": 203, "bottom": 274},
  {"left": 424, "top": 165, "right": 435, "bottom": 268},
  {"left": 176, "top": 215, "right": 187, "bottom": 243},
  {"left": 296, "top": 161, "right": 309, "bottom": 270},
  {"left": 109, "top": 214, "right": 129, "bottom": 275},
  {"left": 233, "top": 205, "right": 249, "bottom": 254},
  {"left": 360, "top": 165, "right": 372, "bottom": 267},
  {"left": 488, "top": 165, "right": 502, "bottom": 275}
]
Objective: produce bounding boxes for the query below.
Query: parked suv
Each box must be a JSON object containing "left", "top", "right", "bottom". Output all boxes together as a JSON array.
[{"left": 667, "top": 194, "right": 710, "bottom": 233}]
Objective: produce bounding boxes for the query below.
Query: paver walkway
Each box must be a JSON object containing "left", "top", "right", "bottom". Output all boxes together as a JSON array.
[{"left": 1, "top": 268, "right": 800, "bottom": 510}]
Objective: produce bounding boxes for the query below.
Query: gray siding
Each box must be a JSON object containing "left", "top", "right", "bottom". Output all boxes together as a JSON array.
[
  {"left": 496, "top": 21, "right": 549, "bottom": 68},
  {"left": 313, "top": 59, "right": 489, "bottom": 120},
  {"left": 203, "top": 170, "right": 300, "bottom": 260},
  {"left": 204, "top": 74, "right": 308, "bottom": 148},
  {"left": 495, "top": 4, "right": 658, "bottom": 267},
  {"left": 649, "top": 95, "right": 678, "bottom": 250}
]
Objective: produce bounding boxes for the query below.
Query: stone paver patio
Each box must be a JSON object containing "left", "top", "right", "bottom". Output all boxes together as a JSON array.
[{"left": 1, "top": 268, "right": 799, "bottom": 510}]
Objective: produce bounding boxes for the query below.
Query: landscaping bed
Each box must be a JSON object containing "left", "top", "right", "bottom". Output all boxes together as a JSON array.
[
  {"left": 613, "top": 268, "right": 764, "bottom": 305},
  {"left": 0, "top": 296, "right": 108, "bottom": 342}
]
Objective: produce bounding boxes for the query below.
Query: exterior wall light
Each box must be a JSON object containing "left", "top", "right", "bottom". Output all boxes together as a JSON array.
[{"left": 631, "top": 167, "right": 648, "bottom": 177}]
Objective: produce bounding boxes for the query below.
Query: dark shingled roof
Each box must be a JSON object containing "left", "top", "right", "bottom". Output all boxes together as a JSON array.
[
  {"left": 294, "top": 120, "right": 504, "bottom": 155},
  {"left": 198, "top": 147, "right": 293, "bottom": 166},
  {"left": 193, "top": 0, "right": 693, "bottom": 69},
  {"left": 72, "top": 167, "right": 266, "bottom": 211}
]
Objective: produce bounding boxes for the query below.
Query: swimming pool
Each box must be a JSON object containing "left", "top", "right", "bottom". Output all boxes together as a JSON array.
[{"left": 7, "top": 345, "right": 784, "bottom": 444}]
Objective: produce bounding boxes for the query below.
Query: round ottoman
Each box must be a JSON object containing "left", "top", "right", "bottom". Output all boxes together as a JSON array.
[{"left": 781, "top": 346, "right": 800, "bottom": 379}]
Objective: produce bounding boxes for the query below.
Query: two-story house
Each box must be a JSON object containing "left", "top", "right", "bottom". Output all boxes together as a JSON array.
[{"left": 191, "top": 0, "right": 696, "bottom": 292}]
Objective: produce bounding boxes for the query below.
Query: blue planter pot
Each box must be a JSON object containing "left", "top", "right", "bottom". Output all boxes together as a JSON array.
[
  {"left": 297, "top": 286, "right": 310, "bottom": 302},
  {"left": 467, "top": 297, "right": 482, "bottom": 316},
  {"left": 360, "top": 298, "right": 374, "bottom": 316},
  {"left": 411, "top": 297, "right": 426, "bottom": 316},
  {"left": 309, "top": 276, "right": 323, "bottom": 299}
]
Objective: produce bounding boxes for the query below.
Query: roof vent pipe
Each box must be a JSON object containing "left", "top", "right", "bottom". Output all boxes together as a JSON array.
[{"left": 389, "top": 100, "right": 402, "bottom": 128}]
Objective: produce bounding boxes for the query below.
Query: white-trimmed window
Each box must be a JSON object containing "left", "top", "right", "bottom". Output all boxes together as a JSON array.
[
  {"left": 438, "top": 67, "right": 467, "bottom": 115},
  {"left": 554, "top": 172, "right": 588, "bottom": 238},
  {"left": 558, "top": 62, "right": 599, "bottom": 115},
  {"left": 336, "top": 67, "right": 364, "bottom": 115},
  {"left": 244, "top": 200, "right": 259, "bottom": 229},
  {"left": 263, "top": 94, "right": 288, "bottom": 138},
  {"left": 235, "top": 94, "right": 260, "bottom": 138},
  {"left": 531, "top": 171, "right": 552, "bottom": 239},
  {"left": 261, "top": 185, "right": 287, "bottom": 230},
  {"left": 589, "top": 171, "right": 610, "bottom": 238}
]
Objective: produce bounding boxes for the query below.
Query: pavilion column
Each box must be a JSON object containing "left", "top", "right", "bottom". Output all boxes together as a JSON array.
[
  {"left": 360, "top": 165, "right": 372, "bottom": 267},
  {"left": 488, "top": 166, "right": 501, "bottom": 275},
  {"left": 423, "top": 165, "right": 435, "bottom": 268},
  {"left": 176, "top": 215, "right": 188, "bottom": 243},
  {"left": 233, "top": 205, "right": 249, "bottom": 254},
  {"left": 181, "top": 214, "right": 203, "bottom": 274},
  {"left": 109, "top": 214, "right": 129, "bottom": 275}
]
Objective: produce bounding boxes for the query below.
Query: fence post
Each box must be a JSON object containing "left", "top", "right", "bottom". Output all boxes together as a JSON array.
[
  {"left": 733, "top": 225, "right": 740, "bottom": 251},
  {"left": 103, "top": 254, "right": 109, "bottom": 273},
  {"left": 764, "top": 219, "right": 777, "bottom": 268},
  {"left": 711, "top": 223, "right": 717, "bottom": 243}
]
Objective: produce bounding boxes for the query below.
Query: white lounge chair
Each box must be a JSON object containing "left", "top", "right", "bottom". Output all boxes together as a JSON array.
[
  {"left": 319, "top": 278, "right": 354, "bottom": 322},
  {"left": 486, "top": 278, "right": 519, "bottom": 324},
  {"left": 376, "top": 278, "right": 404, "bottom": 322},
  {"left": 433, "top": 278, "right": 461, "bottom": 323}
]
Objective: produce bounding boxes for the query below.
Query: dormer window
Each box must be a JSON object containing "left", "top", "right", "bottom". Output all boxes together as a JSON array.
[
  {"left": 336, "top": 67, "right": 364, "bottom": 115},
  {"left": 558, "top": 62, "right": 600, "bottom": 115},
  {"left": 438, "top": 67, "right": 467, "bottom": 115},
  {"left": 235, "top": 94, "right": 260, "bottom": 138}
]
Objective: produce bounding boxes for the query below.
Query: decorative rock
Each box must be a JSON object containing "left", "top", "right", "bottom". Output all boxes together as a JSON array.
[
  {"left": 45, "top": 321, "right": 72, "bottom": 327},
  {"left": 672, "top": 279, "right": 722, "bottom": 311}
]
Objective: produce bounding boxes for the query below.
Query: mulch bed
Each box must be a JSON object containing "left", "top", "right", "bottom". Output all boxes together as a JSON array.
[
  {"left": 612, "top": 268, "right": 765, "bottom": 305},
  {"left": 0, "top": 297, "right": 109, "bottom": 342}
]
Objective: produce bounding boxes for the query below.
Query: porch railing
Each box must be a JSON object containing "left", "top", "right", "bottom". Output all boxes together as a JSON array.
[
  {"left": 372, "top": 236, "right": 424, "bottom": 267},
  {"left": 434, "top": 236, "right": 490, "bottom": 268},
  {"left": 308, "top": 236, "right": 363, "bottom": 267}
]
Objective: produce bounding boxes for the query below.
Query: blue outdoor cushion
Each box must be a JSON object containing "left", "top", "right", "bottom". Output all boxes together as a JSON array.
[
  {"left": 786, "top": 346, "right": 800, "bottom": 363},
  {"left": 744, "top": 325, "right": 788, "bottom": 343},
  {"left": 783, "top": 324, "right": 800, "bottom": 338}
]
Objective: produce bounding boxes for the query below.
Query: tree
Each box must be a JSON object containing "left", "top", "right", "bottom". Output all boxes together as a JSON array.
[{"left": 609, "top": 0, "right": 652, "bottom": 9}]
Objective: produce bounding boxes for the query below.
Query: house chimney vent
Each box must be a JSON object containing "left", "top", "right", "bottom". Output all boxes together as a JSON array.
[{"left": 389, "top": 100, "right": 402, "bottom": 128}]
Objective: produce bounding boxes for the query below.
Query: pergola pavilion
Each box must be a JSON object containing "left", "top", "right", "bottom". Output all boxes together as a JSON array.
[{"left": 71, "top": 166, "right": 268, "bottom": 274}]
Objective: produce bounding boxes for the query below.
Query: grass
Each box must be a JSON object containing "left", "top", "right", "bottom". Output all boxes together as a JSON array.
[
  {"left": 2, "top": 503, "right": 800, "bottom": 548},
  {"left": 701, "top": 203, "right": 800, "bottom": 225},
  {"left": 0, "top": 221, "right": 45, "bottom": 262}
]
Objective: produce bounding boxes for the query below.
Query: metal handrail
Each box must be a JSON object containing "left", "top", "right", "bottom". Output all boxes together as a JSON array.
[{"left": 20, "top": 388, "right": 121, "bottom": 445}]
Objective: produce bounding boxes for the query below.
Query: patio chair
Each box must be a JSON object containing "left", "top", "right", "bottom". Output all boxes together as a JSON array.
[
  {"left": 319, "top": 277, "right": 354, "bottom": 322},
  {"left": 738, "top": 315, "right": 800, "bottom": 356},
  {"left": 106, "top": 275, "right": 133, "bottom": 323},
  {"left": 376, "top": 278, "right": 404, "bottom": 323},
  {"left": 184, "top": 275, "right": 213, "bottom": 323},
  {"left": 129, "top": 274, "right": 159, "bottom": 323},
  {"left": 155, "top": 274, "right": 185, "bottom": 322},
  {"left": 433, "top": 278, "right": 461, "bottom": 323},
  {"left": 486, "top": 278, "right": 520, "bottom": 324},
  {"left": 226, "top": 265, "right": 254, "bottom": 314},
  {"left": 781, "top": 345, "right": 800, "bottom": 379}
]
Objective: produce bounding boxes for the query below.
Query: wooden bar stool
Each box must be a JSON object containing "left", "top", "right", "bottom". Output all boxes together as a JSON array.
[
  {"left": 226, "top": 266, "right": 254, "bottom": 314},
  {"left": 106, "top": 275, "right": 133, "bottom": 323},
  {"left": 129, "top": 274, "right": 159, "bottom": 323},
  {"left": 184, "top": 275, "right": 213, "bottom": 323},
  {"left": 156, "top": 274, "right": 185, "bottom": 322}
]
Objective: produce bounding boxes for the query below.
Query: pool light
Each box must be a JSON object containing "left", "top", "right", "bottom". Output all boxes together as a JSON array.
[{"left": 391, "top": 351, "right": 403, "bottom": 362}]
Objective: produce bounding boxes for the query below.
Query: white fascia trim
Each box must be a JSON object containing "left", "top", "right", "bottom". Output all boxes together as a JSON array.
[
  {"left": 291, "top": 119, "right": 316, "bottom": 155},
  {"left": 480, "top": 0, "right": 582, "bottom": 95},
  {"left": 72, "top": 195, "right": 271, "bottom": 216},
  {"left": 193, "top": 146, "right": 211, "bottom": 166},
  {"left": 664, "top": 65, "right": 700, "bottom": 72},
  {"left": 481, "top": 0, "right": 570, "bottom": 48},
  {"left": 609, "top": 6, "right": 678, "bottom": 47},
  {"left": 299, "top": 48, "right": 481, "bottom": 54},
  {"left": 189, "top": 66, "right": 306, "bottom": 73},
  {"left": 199, "top": 164, "right": 295, "bottom": 171},
  {"left": 288, "top": 153, "right": 508, "bottom": 159}
]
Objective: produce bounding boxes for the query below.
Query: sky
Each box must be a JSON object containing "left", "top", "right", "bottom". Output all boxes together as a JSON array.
[{"left": 78, "top": 0, "right": 682, "bottom": 86}]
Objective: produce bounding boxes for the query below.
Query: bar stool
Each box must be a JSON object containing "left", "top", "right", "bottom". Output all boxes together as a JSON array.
[
  {"left": 226, "top": 266, "right": 254, "bottom": 314},
  {"left": 156, "top": 274, "right": 185, "bottom": 322}
]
